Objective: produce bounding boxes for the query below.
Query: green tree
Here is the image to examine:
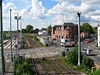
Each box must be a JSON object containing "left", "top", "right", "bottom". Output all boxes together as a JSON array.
[
  {"left": 3, "top": 32, "right": 6, "bottom": 39},
  {"left": 82, "top": 56, "right": 94, "bottom": 69},
  {"left": 41, "top": 28, "right": 47, "bottom": 30},
  {"left": 22, "top": 29, "right": 26, "bottom": 33},
  {"left": 26, "top": 25, "right": 33, "bottom": 33},
  {"left": 93, "top": 27, "right": 97, "bottom": 37},
  {"left": 67, "top": 47, "right": 79, "bottom": 65},
  {"left": 80, "top": 23, "right": 94, "bottom": 33},
  {"left": 16, "top": 62, "right": 35, "bottom": 75},
  {"left": 47, "top": 26, "right": 52, "bottom": 36}
]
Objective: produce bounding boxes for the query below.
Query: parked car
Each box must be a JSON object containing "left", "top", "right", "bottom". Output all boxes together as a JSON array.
[
  {"left": 81, "top": 49, "right": 93, "bottom": 56},
  {"left": 70, "top": 41, "right": 77, "bottom": 46},
  {"left": 84, "top": 39, "right": 94, "bottom": 43}
]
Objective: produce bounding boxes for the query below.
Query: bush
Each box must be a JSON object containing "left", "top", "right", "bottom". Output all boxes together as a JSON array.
[
  {"left": 82, "top": 56, "right": 94, "bottom": 70},
  {"left": 91, "top": 69, "right": 100, "bottom": 75},
  {"left": 14, "top": 57, "right": 35, "bottom": 75},
  {"left": 66, "top": 47, "right": 95, "bottom": 74},
  {"left": 16, "top": 62, "right": 35, "bottom": 75},
  {"left": 67, "top": 47, "right": 78, "bottom": 65}
]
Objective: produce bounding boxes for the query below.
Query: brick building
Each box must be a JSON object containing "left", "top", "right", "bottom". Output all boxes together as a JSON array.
[{"left": 52, "top": 23, "right": 78, "bottom": 41}]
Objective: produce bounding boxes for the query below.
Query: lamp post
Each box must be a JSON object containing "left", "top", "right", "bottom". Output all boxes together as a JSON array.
[
  {"left": 77, "top": 11, "right": 81, "bottom": 66},
  {"left": 10, "top": 9, "right": 13, "bottom": 62},
  {"left": 0, "top": 0, "right": 5, "bottom": 75},
  {"left": 14, "top": 13, "right": 21, "bottom": 52},
  {"left": 15, "top": 13, "right": 21, "bottom": 35}
]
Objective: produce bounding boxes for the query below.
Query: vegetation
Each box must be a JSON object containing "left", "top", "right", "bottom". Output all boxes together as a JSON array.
[
  {"left": 47, "top": 26, "right": 52, "bottom": 36},
  {"left": 91, "top": 69, "right": 100, "bottom": 75},
  {"left": 24, "top": 34, "right": 44, "bottom": 47},
  {"left": 14, "top": 57, "right": 35, "bottom": 75},
  {"left": 41, "top": 28, "right": 47, "bottom": 30},
  {"left": 81, "top": 23, "right": 94, "bottom": 34},
  {"left": 3, "top": 32, "right": 10, "bottom": 39},
  {"left": 93, "top": 27, "right": 97, "bottom": 37},
  {"left": 26, "top": 25, "right": 33, "bottom": 33},
  {"left": 22, "top": 29, "right": 27, "bottom": 33},
  {"left": 59, "top": 47, "right": 95, "bottom": 74}
]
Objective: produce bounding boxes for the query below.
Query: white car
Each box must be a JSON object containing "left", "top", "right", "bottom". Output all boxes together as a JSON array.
[
  {"left": 81, "top": 49, "right": 93, "bottom": 55},
  {"left": 60, "top": 42, "right": 65, "bottom": 46}
]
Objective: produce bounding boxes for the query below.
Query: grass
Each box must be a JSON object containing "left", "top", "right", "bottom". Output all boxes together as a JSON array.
[
  {"left": 58, "top": 56, "right": 91, "bottom": 75},
  {"left": 24, "top": 34, "right": 44, "bottom": 47}
]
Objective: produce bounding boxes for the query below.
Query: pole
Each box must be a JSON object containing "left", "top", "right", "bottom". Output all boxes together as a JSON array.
[
  {"left": 10, "top": 9, "right": 13, "bottom": 62},
  {"left": 77, "top": 12, "right": 81, "bottom": 66},
  {"left": 17, "top": 13, "right": 19, "bottom": 34},
  {"left": 20, "top": 19, "right": 22, "bottom": 49},
  {"left": 0, "top": 0, "right": 5, "bottom": 75}
]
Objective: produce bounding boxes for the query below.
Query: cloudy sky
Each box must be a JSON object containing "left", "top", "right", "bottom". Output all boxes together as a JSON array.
[{"left": 3, "top": 0, "right": 100, "bottom": 31}]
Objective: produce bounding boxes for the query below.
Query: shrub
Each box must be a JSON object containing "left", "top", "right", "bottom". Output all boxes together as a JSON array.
[
  {"left": 91, "top": 69, "right": 100, "bottom": 75},
  {"left": 82, "top": 56, "right": 94, "bottom": 70},
  {"left": 67, "top": 47, "right": 78, "bottom": 65}
]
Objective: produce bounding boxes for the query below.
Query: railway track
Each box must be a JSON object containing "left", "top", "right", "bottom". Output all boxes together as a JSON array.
[
  {"left": 33, "top": 57, "right": 81, "bottom": 75},
  {"left": 4, "top": 40, "right": 16, "bottom": 50},
  {"left": 24, "top": 37, "right": 40, "bottom": 48}
]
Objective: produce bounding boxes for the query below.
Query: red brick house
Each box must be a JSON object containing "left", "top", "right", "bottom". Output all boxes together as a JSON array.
[{"left": 52, "top": 23, "right": 78, "bottom": 41}]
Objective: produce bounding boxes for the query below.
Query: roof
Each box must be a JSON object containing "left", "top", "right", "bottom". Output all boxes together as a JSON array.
[{"left": 63, "top": 23, "right": 76, "bottom": 26}]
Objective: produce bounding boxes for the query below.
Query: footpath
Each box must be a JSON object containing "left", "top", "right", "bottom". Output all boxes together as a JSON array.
[{"left": 5, "top": 60, "right": 13, "bottom": 75}]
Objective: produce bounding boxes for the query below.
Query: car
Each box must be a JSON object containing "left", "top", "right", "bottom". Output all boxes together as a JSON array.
[
  {"left": 81, "top": 49, "right": 93, "bottom": 56},
  {"left": 84, "top": 39, "right": 94, "bottom": 43},
  {"left": 60, "top": 42, "right": 65, "bottom": 46},
  {"left": 70, "top": 41, "right": 77, "bottom": 46}
]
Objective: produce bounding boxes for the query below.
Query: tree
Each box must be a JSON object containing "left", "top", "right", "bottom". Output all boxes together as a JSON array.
[
  {"left": 47, "top": 26, "right": 52, "bottom": 36},
  {"left": 93, "top": 27, "right": 97, "bottom": 37},
  {"left": 67, "top": 47, "right": 80, "bottom": 65},
  {"left": 80, "top": 23, "right": 94, "bottom": 34},
  {"left": 22, "top": 29, "right": 26, "bottom": 33},
  {"left": 26, "top": 25, "right": 33, "bottom": 33},
  {"left": 41, "top": 28, "right": 47, "bottom": 30},
  {"left": 16, "top": 62, "right": 35, "bottom": 75},
  {"left": 82, "top": 56, "right": 94, "bottom": 69}
]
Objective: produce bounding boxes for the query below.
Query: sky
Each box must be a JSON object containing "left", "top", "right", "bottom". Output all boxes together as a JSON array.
[{"left": 3, "top": 0, "right": 100, "bottom": 31}]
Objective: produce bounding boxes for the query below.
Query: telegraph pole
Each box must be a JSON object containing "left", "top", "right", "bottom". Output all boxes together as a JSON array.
[
  {"left": 0, "top": 0, "right": 5, "bottom": 75},
  {"left": 10, "top": 9, "right": 13, "bottom": 62},
  {"left": 77, "top": 11, "right": 81, "bottom": 66}
]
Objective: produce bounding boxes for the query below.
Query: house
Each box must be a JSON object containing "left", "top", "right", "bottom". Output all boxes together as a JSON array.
[
  {"left": 38, "top": 36, "right": 50, "bottom": 46},
  {"left": 52, "top": 23, "right": 78, "bottom": 41},
  {"left": 80, "top": 32, "right": 94, "bottom": 39},
  {"left": 38, "top": 30, "right": 48, "bottom": 36},
  {"left": 98, "top": 26, "right": 100, "bottom": 47}
]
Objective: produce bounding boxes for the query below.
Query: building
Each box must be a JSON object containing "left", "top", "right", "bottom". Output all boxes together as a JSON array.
[
  {"left": 39, "top": 36, "right": 50, "bottom": 46},
  {"left": 98, "top": 26, "right": 100, "bottom": 47},
  {"left": 52, "top": 23, "right": 78, "bottom": 41},
  {"left": 38, "top": 30, "right": 48, "bottom": 36}
]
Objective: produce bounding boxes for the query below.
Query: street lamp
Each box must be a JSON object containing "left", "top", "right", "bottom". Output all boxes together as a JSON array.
[
  {"left": 14, "top": 13, "right": 21, "bottom": 51},
  {"left": 77, "top": 11, "right": 81, "bottom": 66},
  {"left": 10, "top": 9, "right": 13, "bottom": 62},
  {"left": 0, "top": 0, "right": 5, "bottom": 75},
  {"left": 15, "top": 13, "right": 21, "bottom": 33}
]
